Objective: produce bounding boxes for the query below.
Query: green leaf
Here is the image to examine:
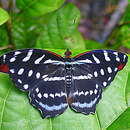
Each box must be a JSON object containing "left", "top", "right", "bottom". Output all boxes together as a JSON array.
[
  {"left": 36, "top": 3, "right": 85, "bottom": 49},
  {"left": 16, "top": 0, "right": 64, "bottom": 16},
  {"left": 12, "top": 17, "right": 40, "bottom": 49},
  {"left": 120, "top": 27, "right": 130, "bottom": 49},
  {"left": 0, "top": 26, "right": 8, "bottom": 48},
  {"left": 0, "top": 8, "right": 9, "bottom": 25},
  {"left": 0, "top": 49, "right": 129, "bottom": 130},
  {"left": 107, "top": 108, "right": 130, "bottom": 130},
  {"left": 85, "top": 40, "right": 103, "bottom": 50},
  {"left": 12, "top": 3, "right": 84, "bottom": 49}
]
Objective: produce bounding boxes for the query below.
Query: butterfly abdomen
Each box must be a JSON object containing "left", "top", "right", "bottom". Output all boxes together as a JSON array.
[{"left": 65, "top": 62, "right": 73, "bottom": 98}]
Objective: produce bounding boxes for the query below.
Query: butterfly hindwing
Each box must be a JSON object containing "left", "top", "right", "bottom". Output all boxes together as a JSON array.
[
  {"left": 0, "top": 49, "right": 64, "bottom": 91},
  {"left": 69, "top": 66, "right": 102, "bottom": 114},
  {"left": 29, "top": 68, "right": 68, "bottom": 118},
  {"left": 70, "top": 82, "right": 102, "bottom": 114}
]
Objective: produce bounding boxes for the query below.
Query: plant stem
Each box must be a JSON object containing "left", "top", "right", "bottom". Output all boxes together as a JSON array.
[
  {"left": 5, "top": 18, "right": 15, "bottom": 49},
  {"left": 118, "top": 21, "right": 130, "bottom": 27}
]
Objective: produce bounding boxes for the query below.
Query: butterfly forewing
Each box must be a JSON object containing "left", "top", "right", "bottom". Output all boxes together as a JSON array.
[
  {"left": 74, "top": 50, "right": 128, "bottom": 89},
  {"left": 0, "top": 49, "right": 64, "bottom": 91}
]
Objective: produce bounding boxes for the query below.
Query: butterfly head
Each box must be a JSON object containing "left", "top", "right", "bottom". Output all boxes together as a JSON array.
[{"left": 64, "top": 49, "right": 72, "bottom": 58}]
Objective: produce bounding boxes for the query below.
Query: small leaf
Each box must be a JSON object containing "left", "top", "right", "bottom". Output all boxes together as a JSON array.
[{"left": 0, "top": 8, "right": 9, "bottom": 25}]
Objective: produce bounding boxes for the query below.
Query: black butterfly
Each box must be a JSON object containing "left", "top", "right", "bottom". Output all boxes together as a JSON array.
[{"left": 0, "top": 49, "right": 128, "bottom": 118}]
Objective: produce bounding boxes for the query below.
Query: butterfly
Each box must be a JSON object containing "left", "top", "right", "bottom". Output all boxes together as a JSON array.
[{"left": 0, "top": 49, "right": 128, "bottom": 118}]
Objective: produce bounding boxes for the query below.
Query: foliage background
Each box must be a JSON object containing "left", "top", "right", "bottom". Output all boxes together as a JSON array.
[{"left": 0, "top": 0, "right": 130, "bottom": 130}]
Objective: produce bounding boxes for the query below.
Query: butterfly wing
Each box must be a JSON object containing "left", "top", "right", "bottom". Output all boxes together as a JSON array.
[
  {"left": 0, "top": 49, "right": 64, "bottom": 91},
  {"left": 70, "top": 66, "right": 102, "bottom": 114},
  {"left": 74, "top": 50, "right": 128, "bottom": 88},
  {"left": 69, "top": 50, "right": 128, "bottom": 114},
  {"left": 0, "top": 49, "right": 68, "bottom": 118},
  {"left": 29, "top": 68, "right": 68, "bottom": 118}
]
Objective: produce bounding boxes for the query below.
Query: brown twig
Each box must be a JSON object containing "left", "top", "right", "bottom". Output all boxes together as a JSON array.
[
  {"left": 0, "top": 44, "right": 13, "bottom": 51},
  {"left": 118, "top": 21, "right": 130, "bottom": 28}
]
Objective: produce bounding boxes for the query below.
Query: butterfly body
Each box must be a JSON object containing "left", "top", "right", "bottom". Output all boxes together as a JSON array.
[{"left": 0, "top": 49, "right": 128, "bottom": 118}]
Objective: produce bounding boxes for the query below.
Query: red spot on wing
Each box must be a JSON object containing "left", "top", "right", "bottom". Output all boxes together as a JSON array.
[
  {"left": 0, "top": 64, "right": 9, "bottom": 73},
  {"left": 118, "top": 64, "right": 125, "bottom": 70}
]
